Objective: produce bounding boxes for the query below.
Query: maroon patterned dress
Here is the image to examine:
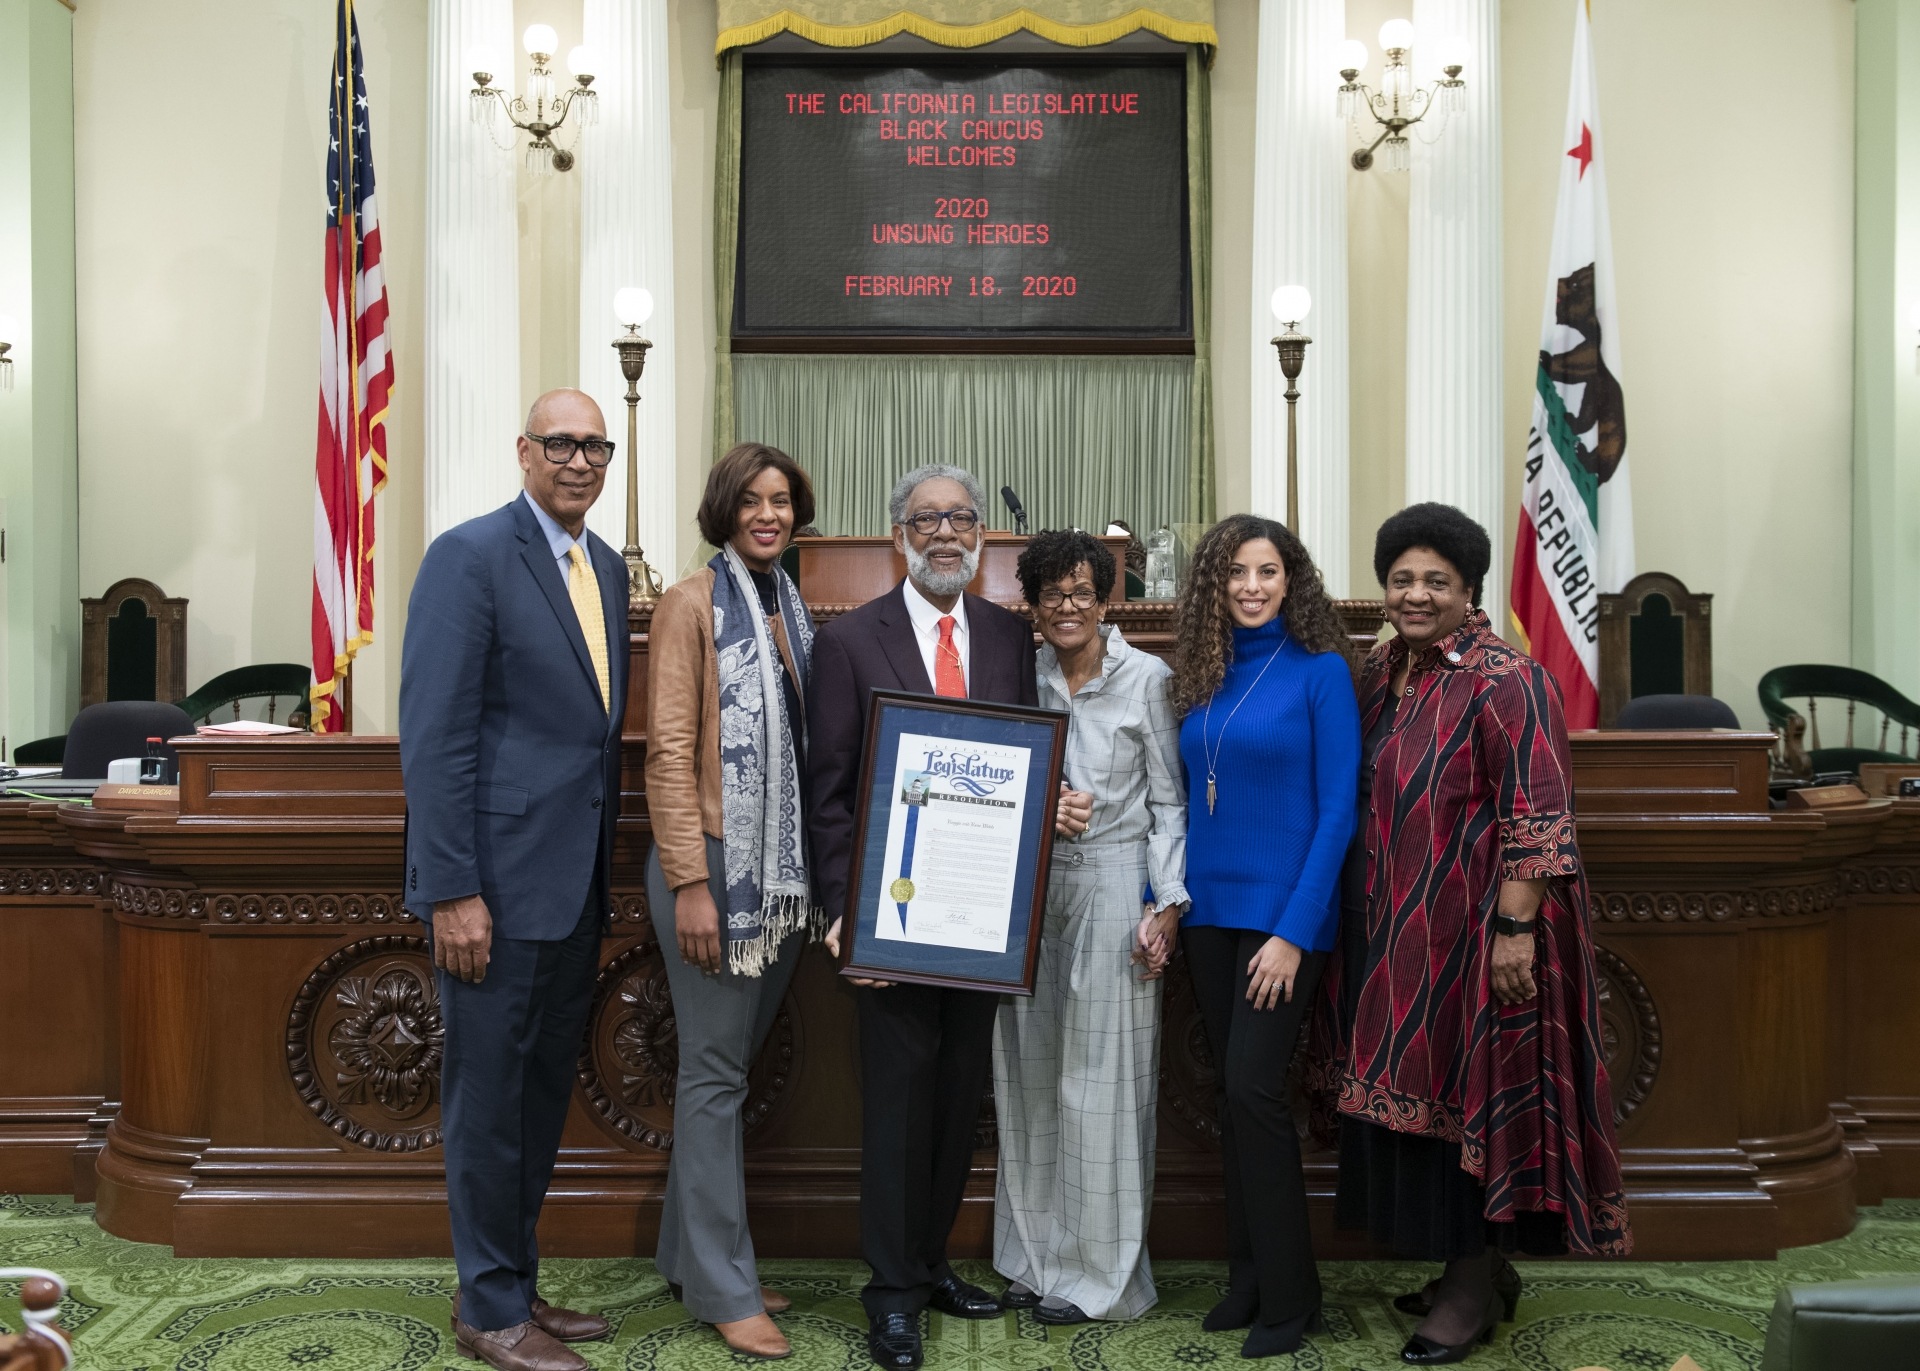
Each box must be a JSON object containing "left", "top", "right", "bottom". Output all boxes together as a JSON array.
[{"left": 1306, "top": 611, "right": 1631, "bottom": 1257}]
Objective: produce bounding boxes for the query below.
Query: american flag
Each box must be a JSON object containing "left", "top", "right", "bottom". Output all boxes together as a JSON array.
[{"left": 311, "top": 0, "right": 392, "bottom": 733}]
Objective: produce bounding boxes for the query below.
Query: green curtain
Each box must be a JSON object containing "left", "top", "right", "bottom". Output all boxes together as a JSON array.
[
  {"left": 734, "top": 354, "right": 1192, "bottom": 538},
  {"left": 712, "top": 51, "right": 744, "bottom": 459},
  {"left": 1185, "top": 44, "right": 1214, "bottom": 524}
]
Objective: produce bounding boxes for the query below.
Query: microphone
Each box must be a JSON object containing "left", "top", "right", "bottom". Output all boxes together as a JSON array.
[{"left": 1000, "top": 485, "right": 1029, "bottom": 535}]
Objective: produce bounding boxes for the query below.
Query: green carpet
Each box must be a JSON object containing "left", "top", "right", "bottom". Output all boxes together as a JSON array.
[{"left": 4, "top": 1195, "right": 1920, "bottom": 1370}]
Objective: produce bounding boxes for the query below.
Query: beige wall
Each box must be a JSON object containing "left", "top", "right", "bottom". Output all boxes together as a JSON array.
[
  {"left": 1204, "top": 0, "right": 1856, "bottom": 724},
  {"left": 67, "top": 0, "right": 1854, "bottom": 730},
  {"left": 72, "top": 0, "right": 427, "bottom": 732},
  {"left": 1501, "top": 0, "right": 1855, "bottom": 724}
]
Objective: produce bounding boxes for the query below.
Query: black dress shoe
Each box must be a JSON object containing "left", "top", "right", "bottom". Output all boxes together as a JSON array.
[
  {"left": 1000, "top": 1284, "right": 1042, "bottom": 1310},
  {"left": 1202, "top": 1288, "right": 1259, "bottom": 1332},
  {"left": 866, "top": 1312, "right": 923, "bottom": 1370},
  {"left": 928, "top": 1275, "right": 1002, "bottom": 1319},
  {"left": 1240, "top": 1309, "right": 1321, "bottom": 1359},
  {"left": 1393, "top": 1257, "right": 1521, "bottom": 1321},
  {"left": 1400, "top": 1293, "right": 1501, "bottom": 1365},
  {"left": 1033, "top": 1301, "right": 1091, "bottom": 1326}
]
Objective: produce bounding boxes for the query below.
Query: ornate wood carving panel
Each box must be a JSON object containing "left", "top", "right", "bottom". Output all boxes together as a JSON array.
[{"left": 286, "top": 937, "right": 445, "bottom": 1152}]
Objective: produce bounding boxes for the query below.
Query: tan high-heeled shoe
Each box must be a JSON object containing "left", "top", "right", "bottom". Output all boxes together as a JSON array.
[{"left": 715, "top": 1313, "right": 791, "bottom": 1361}]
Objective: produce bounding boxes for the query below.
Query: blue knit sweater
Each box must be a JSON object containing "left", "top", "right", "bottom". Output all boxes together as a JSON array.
[{"left": 1179, "top": 617, "right": 1361, "bottom": 952}]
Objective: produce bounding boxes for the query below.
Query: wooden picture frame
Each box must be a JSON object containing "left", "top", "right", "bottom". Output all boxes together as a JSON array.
[{"left": 837, "top": 690, "right": 1068, "bottom": 994}]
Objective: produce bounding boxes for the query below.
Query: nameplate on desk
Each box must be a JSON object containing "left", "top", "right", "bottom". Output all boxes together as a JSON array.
[{"left": 93, "top": 783, "right": 180, "bottom": 812}]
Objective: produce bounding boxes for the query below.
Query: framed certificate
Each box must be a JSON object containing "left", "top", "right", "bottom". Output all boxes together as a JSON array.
[{"left": 838, "top": 691, "right": 1069, "bottom": 994}]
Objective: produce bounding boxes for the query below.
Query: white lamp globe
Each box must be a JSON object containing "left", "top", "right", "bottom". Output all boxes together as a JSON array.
[
  {"left": 522, "top": 23, "right": 558, "bottom": 57},
  {"left": 1335, "top": 38, "right": 1369, "bottom": 74},
  {"left": 0, "top": 313, "right": 17, "bottom": 343},
  {"left": 464, "top": 44, "right": 505, "bottom": 80},
  {"left": 566, "top": 44, "right": 599, "bottom": 79},
  {"left": 614, "top": 287, "right": 655, "bottom": 329},
  {"left": 1435, "top": 34, "right": 1471, "bottom": 71},
  {"left": 1271, "top": 285, "right": 1312, "bottom": 326},
  {"left": 1379, "top": 18, "right": 1416, "bottom": 51}
]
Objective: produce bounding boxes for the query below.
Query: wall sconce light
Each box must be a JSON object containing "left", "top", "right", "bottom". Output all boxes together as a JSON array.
[
  {"left": 469, "top": 25, "right": 598, "bottom": 175},
  {"left": 611, "top": 287, "right": 662, "bottom": 603},
  {"left": 0, "top": 314, "right": 15, "bottom": 392},
  {"left": 1336, "top": 21, "right": 1468, "bottom": 171},
  {"left": 1270, "top": 286, "right": 1312, "bottom": 533}
]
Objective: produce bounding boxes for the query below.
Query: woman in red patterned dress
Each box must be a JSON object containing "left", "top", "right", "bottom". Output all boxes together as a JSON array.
[{"left": 1308, "top": 503, "right": 1630, "bottom": 1366}]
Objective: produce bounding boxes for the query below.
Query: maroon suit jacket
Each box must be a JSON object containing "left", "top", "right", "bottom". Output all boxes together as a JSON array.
[{"left": 805, "top": 581, "right": 1040, "bottom": 925}]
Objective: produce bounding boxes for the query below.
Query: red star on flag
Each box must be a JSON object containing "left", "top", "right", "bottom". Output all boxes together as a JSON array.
[{"left": 1567, "top": 123, "right": 1593, "bottom": 178}]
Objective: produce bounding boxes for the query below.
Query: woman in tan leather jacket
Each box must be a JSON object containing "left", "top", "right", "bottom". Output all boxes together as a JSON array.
[{"left": 643, "top": 442, "right": 822, "bottom": 1361}]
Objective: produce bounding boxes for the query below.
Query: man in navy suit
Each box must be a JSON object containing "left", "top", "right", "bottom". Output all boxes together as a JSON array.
[
  {"left": 808, "top": 465, "right": 1053, "bottom": 1371},
  {"left": 401, "top": 388, "right": 629, "bottom": 1371}
]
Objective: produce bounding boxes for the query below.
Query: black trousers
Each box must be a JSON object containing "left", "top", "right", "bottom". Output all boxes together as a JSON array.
[
  {"left": 1182, "top": 924, "right": 1329, "bottom": 1326},
  {"left": 856, "top": 981, "right": 1000, "bottom": 1319},
  {"left": 436, "top": 893, "right": 603, "bottom": 1332}
]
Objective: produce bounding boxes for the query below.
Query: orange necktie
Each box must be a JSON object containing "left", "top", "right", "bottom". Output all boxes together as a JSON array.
[{"left": 935, "top": 615, "right": 967, "bottom": 698}]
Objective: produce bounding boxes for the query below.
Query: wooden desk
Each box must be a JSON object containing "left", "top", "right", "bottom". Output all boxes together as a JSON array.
[{"left": 4, "top": 608, "right": 1915, "bottom": 1260}]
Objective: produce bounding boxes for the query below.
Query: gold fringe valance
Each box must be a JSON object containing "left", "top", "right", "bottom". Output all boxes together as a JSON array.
[{"left": 716, "top": 4, "right": 1217, "bottom": 57}]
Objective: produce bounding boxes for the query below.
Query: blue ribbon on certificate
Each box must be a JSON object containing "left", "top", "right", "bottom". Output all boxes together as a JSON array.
[{"left": 891, "top": 777, "right": 931, "bottom": 922}]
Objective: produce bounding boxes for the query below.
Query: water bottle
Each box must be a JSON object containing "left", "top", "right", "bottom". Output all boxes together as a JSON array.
[
  {"left": 139, "top": 737, "right": 167, "bottom": 785},
  {"left": 1145, "top": 526, "right": 1176, "bottom": 600}
]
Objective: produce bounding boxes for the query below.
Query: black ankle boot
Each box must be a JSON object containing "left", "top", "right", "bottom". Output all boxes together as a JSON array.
[
  {"left": 1240, "top": 1309, "right": 1320, "bottom": 1359},
  {"left": 1202, "top": 1288, "right": 1259, "bottom": 1332}
]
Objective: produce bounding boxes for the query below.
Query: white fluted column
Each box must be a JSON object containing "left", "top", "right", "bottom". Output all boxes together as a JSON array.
[
  {"left": 1250, "top": 0, "right": 1351, "bottom": 592},
  {"left": 578, "top": 0, "right": 678, "bottom": 579},
  {"left": 426, "top": 0, "right": 522, "bottom": 540},
  {"left": 1405, "top": 0, "right": 1503, "bottom": 618}
]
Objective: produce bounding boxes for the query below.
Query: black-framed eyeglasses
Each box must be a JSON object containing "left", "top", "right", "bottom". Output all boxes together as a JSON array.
[
  {"left": 900, "top": 507, "right": 980, "bottom": 536},
  {"left": 526, "top": 432, "right": 616, "bottom": 468},
  {"left": 1036, "top": 587, "right": 1100, "bottom": 611}
]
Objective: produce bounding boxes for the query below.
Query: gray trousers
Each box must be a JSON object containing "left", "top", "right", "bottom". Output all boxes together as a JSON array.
[{"left": 646, "top": 838, "right": 805, "bottom": 1324}]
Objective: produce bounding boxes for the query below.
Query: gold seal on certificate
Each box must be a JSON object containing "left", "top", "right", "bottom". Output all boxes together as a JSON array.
[{"left": 889, "top": 877, "right": 916, "bottom": 902}]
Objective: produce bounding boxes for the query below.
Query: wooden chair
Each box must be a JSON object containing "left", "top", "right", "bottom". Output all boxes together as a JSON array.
[
  {"left": 0, "top": 1271, "right": 72, "bottom": 1371},
  {"left": 1758, "top": 664, "right": 1920, "bottom": 779},
  {"left": 176, "top": 664, "right": 313, "bottom": 729},
  {"left": 80, "top": 578, "right": 187, "bottom": 709},
  {"left": 1597, "top": 571, "right": 1713, "bottom": 726}
]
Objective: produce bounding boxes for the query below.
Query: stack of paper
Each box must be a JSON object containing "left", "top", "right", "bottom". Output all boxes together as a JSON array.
[{"left": 196, "top": 721, "right": 304, "bottom": 736}]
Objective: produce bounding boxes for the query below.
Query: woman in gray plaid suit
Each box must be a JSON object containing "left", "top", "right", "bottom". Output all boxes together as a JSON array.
[{"left": 992, "top": 529, "right": 1190, "bottom": 1325}]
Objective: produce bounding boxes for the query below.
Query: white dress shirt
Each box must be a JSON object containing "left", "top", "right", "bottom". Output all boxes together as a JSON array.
[
  {"left": 902, "top": 577, "right": 969, "bottom": 694},
  {"left": 522, "top": 490, "right": 589, "bottom": 568}
]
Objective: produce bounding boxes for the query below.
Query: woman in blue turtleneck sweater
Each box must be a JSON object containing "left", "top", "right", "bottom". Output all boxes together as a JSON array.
[{"left": 1168, "top": 514, "right": 1360, "bottom": 1359}]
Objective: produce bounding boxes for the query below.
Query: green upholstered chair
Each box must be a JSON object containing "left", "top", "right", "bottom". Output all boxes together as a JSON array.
[
  {"left": 1757, "top": 664, "right": 1920, "bottom": 778},
  {"left": 1761, "top": 1277, "right": 1920, "bottom": 1370},
  {"left": 175, "top": 664, "right": 313, "bottom": 730}
]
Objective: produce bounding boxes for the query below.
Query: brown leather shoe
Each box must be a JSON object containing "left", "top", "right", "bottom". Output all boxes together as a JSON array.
[
  {"left": 530, "top": 1298, "right": 611, "bottom": 1343},
  {"left": 451, "top": 1317, "right": 589, "bottom": 1371},
  {"left": 716, "top": 1312, "right": 791, "bottom": 1360},
  {"left": 666, "top": 1281, "right": 791, "bottom": 1315}
]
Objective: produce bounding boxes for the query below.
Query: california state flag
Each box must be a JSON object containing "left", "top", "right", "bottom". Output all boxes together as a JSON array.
[{"left": 1510, "top": 0, "right": 1633, "bottom": 729}]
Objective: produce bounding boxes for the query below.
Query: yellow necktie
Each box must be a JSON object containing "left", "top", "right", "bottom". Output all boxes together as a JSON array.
[{"left": 566, "top": 544, "right": 611, "bottom": 711}]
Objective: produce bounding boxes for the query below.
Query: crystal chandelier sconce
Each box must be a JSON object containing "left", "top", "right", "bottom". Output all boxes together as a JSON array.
[
  {"left": 469, "top": 25, "right": 598, "bottom": 176},
  {"left": 0, "top": 314, "right": 15, "bottom": 392},
  {"left": 1336, "top": 21, "right": 1468, "bottom": 172}
]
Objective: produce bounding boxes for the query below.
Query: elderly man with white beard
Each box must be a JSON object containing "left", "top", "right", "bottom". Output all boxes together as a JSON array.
[{"left": 807, "top": 464, "right": 1084, "bottom": 1371}]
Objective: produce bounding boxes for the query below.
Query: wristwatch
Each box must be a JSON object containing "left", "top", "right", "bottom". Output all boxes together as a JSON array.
[{"left": 1493, "top": 914, "right": 1537, "bottom": 938}]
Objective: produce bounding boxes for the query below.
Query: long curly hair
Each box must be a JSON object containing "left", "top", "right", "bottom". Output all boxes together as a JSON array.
[{"left": 1168, "top": 514, "right": 1352, "bottom": 714}]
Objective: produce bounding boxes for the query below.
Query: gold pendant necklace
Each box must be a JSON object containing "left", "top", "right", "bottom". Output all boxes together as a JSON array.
[{"left": 1201, "top": 641, "right": 1283, "bottom": 815}]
